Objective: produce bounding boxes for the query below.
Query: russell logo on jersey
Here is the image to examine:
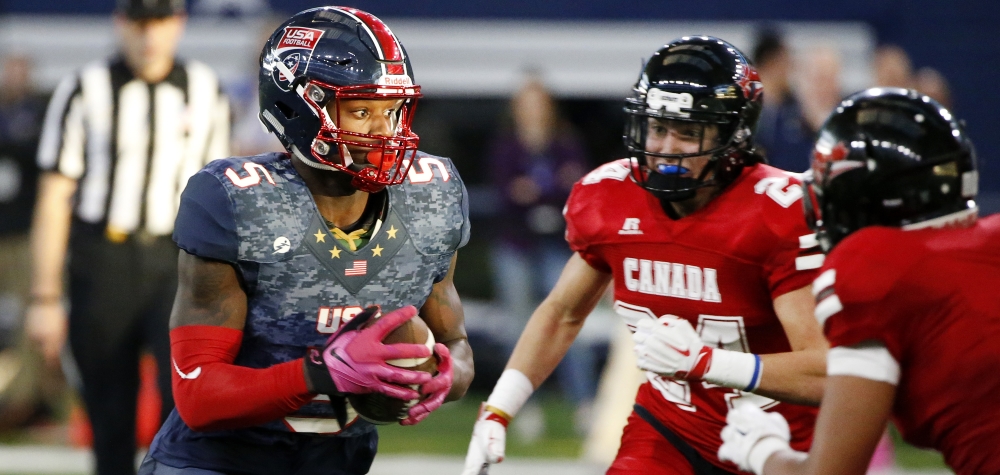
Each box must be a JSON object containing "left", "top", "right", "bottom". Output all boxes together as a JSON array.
[{"left": 619, "top": 218, "right": 644, "bottom": 235}]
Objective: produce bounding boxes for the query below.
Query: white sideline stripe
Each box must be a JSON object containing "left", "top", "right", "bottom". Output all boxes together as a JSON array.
[
  {"left": 812, "top": 269, "right": 836, "bottom": 296},
  {"left": 815, "top": 294, "right": 843, "bottom": 326},
  {"left": 795, "top": 254, "right": 825, "bottom": 270},
  {"left": 0, "top": 447, "right": 953, "bottom": 475},
  {"left": 0, "top": 446, "right": 90, "bottom": 472}
]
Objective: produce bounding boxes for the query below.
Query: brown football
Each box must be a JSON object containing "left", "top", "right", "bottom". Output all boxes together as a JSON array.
[{"left": 347, "top": 313, "right": 437, "bottom": 424}]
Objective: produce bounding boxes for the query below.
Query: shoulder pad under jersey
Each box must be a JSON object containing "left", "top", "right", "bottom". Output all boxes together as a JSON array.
[
  {"left": 201, "top": 153, "right": 313, "bottom": 264},
  {"left": 390, "top": 152, "right": 470, "bottom": 255}
]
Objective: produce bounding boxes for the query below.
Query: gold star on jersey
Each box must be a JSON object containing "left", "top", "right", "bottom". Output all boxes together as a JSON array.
[{"left": 302, "top": 191, "right": 411, "bottom": 293}]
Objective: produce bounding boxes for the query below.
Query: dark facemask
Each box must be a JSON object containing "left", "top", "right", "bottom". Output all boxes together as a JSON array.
[{"left": 644, "top": 163, "right": 699, "bottom": 203}]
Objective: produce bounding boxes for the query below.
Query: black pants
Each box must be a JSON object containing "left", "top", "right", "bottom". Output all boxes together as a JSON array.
[{"left": 68, "top": 227, "right": 177, "bottom": 475}]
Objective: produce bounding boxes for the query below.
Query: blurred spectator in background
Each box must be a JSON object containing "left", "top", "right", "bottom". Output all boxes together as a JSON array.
[
  {"left": 751, "top": 29, "right": 814, "bottom": 172},
  {"left": 0, "top": 52, "right": 58, "bottom": 431},
  {"left": 26, "top": 0, "right": 230, "bottom": 473},
  {"left": 229, "top": 16, "right": 284, "bottom": 156},
  {"left": 797, "top": 45, "right": 844, "bottom": 134},
  {"left": 915, "top": 66, "right": 953, "bottom": 109},
  {"left": 874, "top": 44, "right": 915, "bottom": 89},
  {"left": 486, "top": 74, "right": 593, "bottom": 435}
]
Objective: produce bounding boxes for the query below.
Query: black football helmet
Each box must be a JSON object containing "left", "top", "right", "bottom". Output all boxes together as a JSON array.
[
  {"left": 258, "top": 7, "right": 421, "bottom": 193},
  {"left": 803, "top": 88, "right": 978, "bottom": 252},
  {"left": 624, "top": 36, "right": 764, "bottom": 203}
]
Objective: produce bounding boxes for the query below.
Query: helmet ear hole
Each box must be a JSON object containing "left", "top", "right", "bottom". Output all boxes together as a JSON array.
[{"left": 276, "top": 101, "right": 299, "bottom": 120}]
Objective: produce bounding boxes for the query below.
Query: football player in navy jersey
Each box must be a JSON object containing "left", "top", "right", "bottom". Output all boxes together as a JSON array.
[
  {"left": 137, "top": 7, "right": 474, "bottom": 475},
  {"left": 718, "top": 89, "right": 1000, "bottom": 475}
]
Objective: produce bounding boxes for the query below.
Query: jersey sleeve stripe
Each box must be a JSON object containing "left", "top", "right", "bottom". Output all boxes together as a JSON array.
[
  {"left": 795, "top": 254, "right": 825, "bottom": 270},
  {"left": 827, "top": 345, "right": 900, "bottom": 385},
  {"left": 812, "top": 269, "right": 836, "bottom": 296},
  {"left": 814, "top": 293, "right": 843, "bottom": 326},
  {"left": 798, "top": 233, "right": 819, "bottom": 249}
]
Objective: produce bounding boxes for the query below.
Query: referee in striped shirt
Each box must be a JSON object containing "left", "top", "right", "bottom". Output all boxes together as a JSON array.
[{"left": 26, "top": 1, "right": 229, "bottom": 473}]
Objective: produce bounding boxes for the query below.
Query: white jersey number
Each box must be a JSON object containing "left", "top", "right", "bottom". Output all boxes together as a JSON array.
[
  {"left": 754, "top": 176, "right": 803, "bottom": 208},
  {"left": 614, "top": 301, "right": 777, "bottom": 412}
]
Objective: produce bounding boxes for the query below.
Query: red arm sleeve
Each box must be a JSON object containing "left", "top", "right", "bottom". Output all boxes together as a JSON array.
[{"left": 170, "top": 325, "right": 315, "bottom": 432}]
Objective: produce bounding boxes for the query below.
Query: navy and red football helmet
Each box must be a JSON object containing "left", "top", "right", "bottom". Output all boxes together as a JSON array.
[
  {"left": 624, "top": 36, "right": 764, "bottom": 203},
  {"left": 803, "top": 88, "right": 978, "bottom": 252},
  {"left": 258, "top": 7, "right": 421, "bottom": 192}
]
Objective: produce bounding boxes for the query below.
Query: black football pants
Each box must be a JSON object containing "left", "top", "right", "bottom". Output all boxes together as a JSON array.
[{"left": 68, "top": 228, "right": 177, "bottom": 475}]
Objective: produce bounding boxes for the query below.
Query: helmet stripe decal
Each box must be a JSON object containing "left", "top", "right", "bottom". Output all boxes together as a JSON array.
[{"left": 333, "top": 7, "right": 407, "bottom": 77}]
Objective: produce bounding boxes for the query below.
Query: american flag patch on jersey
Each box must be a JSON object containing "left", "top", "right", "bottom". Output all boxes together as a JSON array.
[{"left": 345, "top": 260, "right": 367, "bottom": 276}]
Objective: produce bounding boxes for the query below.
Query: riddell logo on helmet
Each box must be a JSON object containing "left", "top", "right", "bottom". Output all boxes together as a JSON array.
[
  {"left": 378, "top": 75, "right": 412, "bottom": 87},
  {"left": 277, "top": 27, "right": 324, "bottom": 52}
]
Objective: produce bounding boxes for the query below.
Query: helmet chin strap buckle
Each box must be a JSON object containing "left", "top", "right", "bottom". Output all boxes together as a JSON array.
[{"left": 349, "top": 165, "right": 386, "bottom": 193}]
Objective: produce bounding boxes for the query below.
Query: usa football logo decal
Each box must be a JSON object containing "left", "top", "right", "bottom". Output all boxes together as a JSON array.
[
  {"left": 270, "top": 26, "right": 325, "bottom": 91},
  {"left": 276, "top": 27, "right": 324, "bottom": 53}
]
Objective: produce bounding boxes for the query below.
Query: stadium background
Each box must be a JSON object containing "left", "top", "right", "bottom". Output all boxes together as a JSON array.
[{"left": 1, "top": 0, "right": 994, "bottom": 473}]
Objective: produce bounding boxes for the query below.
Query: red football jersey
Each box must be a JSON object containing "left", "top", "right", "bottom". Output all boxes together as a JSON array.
[
  {"left": 565, "top": 159, "right": 822, "bottom": 471},
  {"left": 818, "top": 214, "right": 1000, "bottom": 475}
]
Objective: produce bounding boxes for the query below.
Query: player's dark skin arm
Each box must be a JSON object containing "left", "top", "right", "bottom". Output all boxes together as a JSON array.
[
  {"left": 420, "top": 253, "right": 474, "bottom": 401},
  {"left": 171, "top": 252, "right": 331, "bottom": 388},
  {"left": 169, "top": 251, "right": 248, "bottom": 331},
  {"left": 761, "top": 375, "right": 896, "bottom": 475}
]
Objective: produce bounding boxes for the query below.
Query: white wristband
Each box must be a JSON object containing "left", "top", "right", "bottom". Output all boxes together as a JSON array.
[
  {"left": 748, "top": 437, "right": 793, "bottom": 475},
  {"left": 485, "top": 369, "right": 534, "bottom": 419},
  {"left": 704, "top": 350, "right": 762, "bottom": 391}
]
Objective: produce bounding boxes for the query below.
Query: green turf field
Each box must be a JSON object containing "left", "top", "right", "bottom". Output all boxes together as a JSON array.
[
  {"left": 379, "top": 392, "right": 948, "bottom": 469},
  {"left": 0, "top": 391, "right": 949, "bottom": 473}
]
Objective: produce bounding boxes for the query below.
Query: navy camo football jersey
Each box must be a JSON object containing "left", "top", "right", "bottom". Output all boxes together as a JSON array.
[{"left": 147, "top": 152, "right": 469, "bottom": 472}]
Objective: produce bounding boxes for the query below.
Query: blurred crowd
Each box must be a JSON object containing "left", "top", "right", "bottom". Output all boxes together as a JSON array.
[
  {"left": 0, "top": 17, "right": 956, "bottom": 466},
  {"left": 752, "top": 29, "right": 951, "bottom": 172}
]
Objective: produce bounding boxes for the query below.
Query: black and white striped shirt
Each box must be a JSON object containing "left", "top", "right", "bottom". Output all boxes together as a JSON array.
[{"left": 37, "top": 57, "right": 230, "bottom": 238}]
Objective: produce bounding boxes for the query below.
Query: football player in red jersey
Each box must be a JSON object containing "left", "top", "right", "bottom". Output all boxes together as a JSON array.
[
  {"left": 718, "top": 88, "right": 1000, "bottom": 475},
  {"left": 463, "top": 36, "right": 828, "bottom": 475}
]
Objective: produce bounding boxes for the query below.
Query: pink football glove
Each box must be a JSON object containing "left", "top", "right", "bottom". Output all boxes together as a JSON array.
[
  {"left": 400, "top": 342, "right": 453, "bottom": 425},
  {"left": 306, "top": 305, "right": 433, "bottom": 401}
]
